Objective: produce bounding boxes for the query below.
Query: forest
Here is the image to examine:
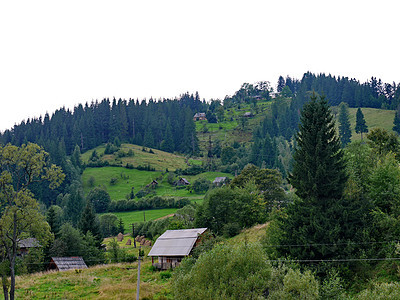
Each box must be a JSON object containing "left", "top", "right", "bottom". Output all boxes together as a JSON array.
[{"left": 2, "top": 72, "right": 400, "bottom": 298}]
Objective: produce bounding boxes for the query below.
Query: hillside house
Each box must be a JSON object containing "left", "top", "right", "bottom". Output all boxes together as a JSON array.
[
  {"left": 213, "top": 176, "right": 229, "bottom": 187},
  {"left": 193, "top": 112, "right": 206, "bottom": 121},
  {"left": 243, "top": 112, "right": 253, "bottom": 117},
  {"left": 18, "top": 238, "right": 41, "bottom": 257},
  {"left": 175, "top": 177, "right": 190, "bottom": 186},
  {"left": 148, "top": 228, "right": 207, "bottom": 270},
  {"left": 146, "top": 180, "right": 158, "bottom": 188},
  {"left": 49, "top": 257, "right": 88, "bottom": 271}
]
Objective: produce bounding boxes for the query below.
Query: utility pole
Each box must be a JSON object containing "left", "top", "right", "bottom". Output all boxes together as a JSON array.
[
  {"left": 143, "top": 210, "right": 146, "bottom": 222},
  {"left": 136, "top": 246, "right": 142, "bottom": 300},
  {"left": 130, "top": 223, "right": 137, "bottom": 248}
]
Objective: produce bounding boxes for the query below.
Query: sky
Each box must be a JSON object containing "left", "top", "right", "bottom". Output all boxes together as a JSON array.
[{"left": 1, "top": 0, "right": 399, "bottom": 132}]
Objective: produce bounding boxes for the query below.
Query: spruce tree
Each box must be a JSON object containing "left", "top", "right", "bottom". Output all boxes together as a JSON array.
[
  {"left": 79, "top": 200, "right": 102, "bottom": 248},
  {"left": 338, "top": 102, "right": 352, "bottom": 147},
  {"left": 355, "top": 107, "right": 368, "bottom": 140},
  {"left": 282, "top": 93, "right": 349, "bottom": 261}
]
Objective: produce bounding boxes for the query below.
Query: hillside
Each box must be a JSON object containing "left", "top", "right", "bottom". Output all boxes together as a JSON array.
[{"left": 81, "top": 143, "right": 202, "bottom": 171}]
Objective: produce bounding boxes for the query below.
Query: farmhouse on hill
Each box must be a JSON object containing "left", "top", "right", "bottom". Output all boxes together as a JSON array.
[
  {"left": 49, "top": 257, "right": 88, "bottom": 272},
  {"left": 193, "top": 112, "right": 206, "bottom": 121},
  {"left": 175, "top": 177, "right": 190, "bottom": 186},
  {"left": 148, "top": 228, "right": 207, "bottom": 270}
]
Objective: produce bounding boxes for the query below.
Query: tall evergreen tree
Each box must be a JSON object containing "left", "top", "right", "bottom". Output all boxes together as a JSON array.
[
  {"left": 338, "top": 102, "right": 352, "bottom": 147},
  {"left": 355, "top": 107, "right": 368, "bottom": 140},
  {"left": 79, "top": 200, "right": 102, "bottom": 248},
  {"left": 281, "top": 93, "right": 350, "bottom": 262}
]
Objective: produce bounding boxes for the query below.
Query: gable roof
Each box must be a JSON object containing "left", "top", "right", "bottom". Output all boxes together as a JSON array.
[
  {"left": 18, "top": 238, "right": 40, "bottom": 248},
  {"left": 51, "top": 257, "right": 88, "bottom": 271},
  {"left": 213, "top": 177, "right": 227, "bottom": 184},
  {"left": 148, "top": 228, "right": 207, "bottom": 257}
]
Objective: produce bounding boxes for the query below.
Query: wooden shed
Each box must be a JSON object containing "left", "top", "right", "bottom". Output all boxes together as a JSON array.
[
  {"left": 148, "top": 228, "right": 207, "bottom": 270},
  {"left": 175, "top": 177, "right": 190, "bottom": 186},
  {"left": 18, "top": 238, "right": 40, "bottom": 257},
  {"left": 49, "top": 257, "right": 88, "bottom": 271}
]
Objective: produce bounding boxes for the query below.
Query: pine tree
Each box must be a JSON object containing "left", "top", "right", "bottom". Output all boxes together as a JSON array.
[
  {"left": 290, "top": 93, "right": 347, "bottom": 201},
  {"left": 79, "top": 200, "right": 102, "bottom": 248},
  {"left": 338, "top": 102, "right": 352, "bottom": 147},
  {"left": 282, "top": 93, "right": 350, "bottom": 262},
  {"left": 355, "top": 107, "right": 368, "bottom": 140}
]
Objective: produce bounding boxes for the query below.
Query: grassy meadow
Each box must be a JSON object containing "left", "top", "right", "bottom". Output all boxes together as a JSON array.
[
  {"left": 12, "top": 246, "right": 173, "bottom": 300},
  {"left": 81, "top": 143, "right": 202, "bottom": 172},
  {"left": 82, "top": 166, "right": 232, "bottom": 201},
  {"left": 101, "top": 208, "right": 178, "bottom": 232},
  {"left": 332, "top": 107, "right": 395, "bottom": 141}
]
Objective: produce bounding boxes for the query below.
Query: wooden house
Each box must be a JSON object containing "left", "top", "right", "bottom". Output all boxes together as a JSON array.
[
  {"left": 146, "top": 180, "right": 158, "bottom": 188},
  {"left": 49, "top": 257, "right": 88, "bottom": 272},
  {"left": 17, "top": 238, "right": 40, "bottom": 257},
  {"left": 213, "top": 176, "right": 229, "bottom": 186},
  {"left": 148, "top": 228, "right": 207, "bottom": 270},
  {"left": 175, "top": 177, "right": 190, "bottom": 186},
  {"left": 193, "top": 112, "right": 207, "bottom": 121}
]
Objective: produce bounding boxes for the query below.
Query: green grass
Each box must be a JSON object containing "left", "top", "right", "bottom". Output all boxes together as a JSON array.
[
  {"left": 348, "top": 107, "right": 395, "bottom": 140},
  {"left": 82, "top": 167, "right": 232, "bottom": 201},
  {"left": 81, "top": 143, "right": 202, "bottom": 172},
  {"left": 13, "top": 252, "right": 172, "bottom": 299},
  {"left": 102, "top": 208, "right": 179, "bottom": 232},
  {"left": 333, "top": 107, "right": 396, "bottom": 141}
]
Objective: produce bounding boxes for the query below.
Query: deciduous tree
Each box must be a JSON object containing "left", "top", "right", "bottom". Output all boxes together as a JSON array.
[{"left": 0, "top": 143, "right": 64, "bottom": 300}]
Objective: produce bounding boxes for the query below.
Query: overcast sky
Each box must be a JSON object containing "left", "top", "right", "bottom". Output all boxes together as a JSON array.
[{"left": 1, "top": 0, "right": 399, "bottom": 132}]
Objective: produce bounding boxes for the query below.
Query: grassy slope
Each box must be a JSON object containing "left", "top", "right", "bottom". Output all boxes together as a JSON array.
[
  {"left": 11, "top": 223, "right": 271, "bottom": 300},
  {"left": 101, "top": 208, "right": 179, "bottom": 232},
  {"left": 333, "top": 107, "right": 395, "bottom": 141},
  {"left": 81, "top": 143, "right": 202, "bottom": 172},
  {"left": 13, "top": 246, "right": 172, "bottom": 300},
  {"left": 82, "top": 167, "right": 232, "bottom": 201}
]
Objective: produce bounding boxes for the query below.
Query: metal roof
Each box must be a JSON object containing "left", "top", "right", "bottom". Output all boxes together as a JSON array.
[
  {"left": 18, "top": 238, "right": 40, "bottom": 248},
  {"left": 148, "top": 228, "right": 207, "bottom": 257},
  {"left": 51, "top": 257, "right": 88, "bottom": 271}
]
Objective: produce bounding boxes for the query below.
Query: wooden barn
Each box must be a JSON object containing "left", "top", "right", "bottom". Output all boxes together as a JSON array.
[
  {"left": 49, "top": 257, "right": 88, "bottom": 272},
  {"left": 148, "top": 228, "right": 207, "bottom": 270}
]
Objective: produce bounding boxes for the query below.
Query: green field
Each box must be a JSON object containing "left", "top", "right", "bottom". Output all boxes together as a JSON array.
[
  {"left": 82, "top": 166, "right": 232, "bottom": 201},
  {"left": 333, "top": 107, "right": 396, "bottom": 141},
  {"left": 102, "top": 208, "right": 179, "bottom": 232},
  {"left": 81, "top": 143, "right": 202, "bottom": 171}
]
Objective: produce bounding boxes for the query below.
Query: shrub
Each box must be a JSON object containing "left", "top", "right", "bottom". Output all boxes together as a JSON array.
[
  {"left": 173, "top": 243, "right": 271, "bottom": 299},
  {"left": 109, "top": 177, "right": 118, "bottom": 185}
]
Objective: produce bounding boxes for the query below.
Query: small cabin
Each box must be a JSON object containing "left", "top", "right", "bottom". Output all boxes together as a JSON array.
[
  {"left": 193, "top": 113, "right": 207, "bottom": 121},
  {"left": 18, "top": 238, "right": 40, "bottom": 257},
  {"left": 213, "top": 176, "right": 229, "bottom": 187},
  {"left": 49, "top": 257, "right": 88, "bottom": 272},
  {"left": 243, "top": 112, "right": 253, "bottom": 118},
  {"left": 175, "top": 177, "right": 190, "bottom": 186},
  {"left": 146, "top": 180, "right": 158, "bottom": 188},
  {"left": 148, "top": 228, "right": 207, "bottom": 270}
]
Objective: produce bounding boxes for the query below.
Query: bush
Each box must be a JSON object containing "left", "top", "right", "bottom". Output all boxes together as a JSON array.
[
  {"left": 87, "top": 187, "right": 111, "bottom": 213},
  {"left": 173, "top": 243, "right": 271, "bottom": 299},
  {"left": 191, "top": 177, "right": 211, "bottom": 193},
  {"left": 109, "top": 177, "right": 118, "bottom": 185},
  {"left": 160, "top": 271, "right": 172, "bottom": 279}
]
